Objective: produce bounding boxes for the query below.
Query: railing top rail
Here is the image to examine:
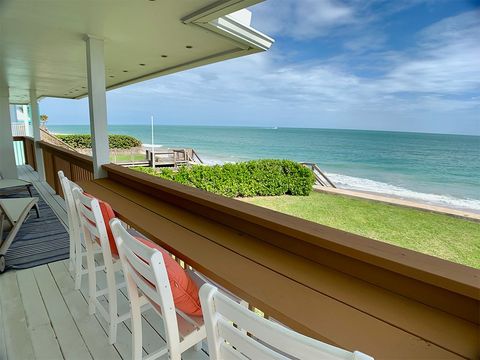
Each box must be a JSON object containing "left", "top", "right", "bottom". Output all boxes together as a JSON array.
[
  {"left": 13, "top": 135, "right": 34, "bottom": 140},
  {"left": 38, "top": 140, "right": 94, "bottom": 170}
]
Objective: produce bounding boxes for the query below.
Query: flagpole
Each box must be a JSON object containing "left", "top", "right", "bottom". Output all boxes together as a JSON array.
[{"left": 151, "top": 115, "right": 155, "bottom": 170}]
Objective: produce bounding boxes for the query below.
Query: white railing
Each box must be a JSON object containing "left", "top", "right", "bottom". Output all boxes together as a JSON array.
[{"left": 11, "top": 122, "right": 31, "bottom": 136}]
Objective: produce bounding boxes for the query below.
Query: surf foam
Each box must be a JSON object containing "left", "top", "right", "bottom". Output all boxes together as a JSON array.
[{"left": 328, "top": 173, "right": 480, "bottom": 213}]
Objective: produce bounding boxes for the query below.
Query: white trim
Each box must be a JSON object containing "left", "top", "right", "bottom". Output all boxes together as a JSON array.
[
  {"left": 207, "top": 14, "right": 274, "bottom": 51},
  {"left": 30, "top": 89, "right": 45, "bottom": 180},
  {"left": 0, "top": 85, "right": 18, "bottom": 178},
  {"left": 85, "top": 36, "right": 109, "bottom": 179}
]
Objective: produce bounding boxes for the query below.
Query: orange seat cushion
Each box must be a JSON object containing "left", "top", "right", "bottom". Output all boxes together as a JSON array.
[
  {"left": 83, "top": 192, "right": 118, "bottom": 256},
  {"left": 135, "top": 237, "right": 202, "bottom": 317}
]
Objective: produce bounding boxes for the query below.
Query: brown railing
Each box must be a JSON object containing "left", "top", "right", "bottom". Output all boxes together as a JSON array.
[
  {"left": 38, "top": 141, "right": 94, "bottom": 197},
  {"left": 13, "top": 135, "right": 37, "bottom": 170},
  {"left": 99, "top": 163, "right": 479, "bottom": 358}
]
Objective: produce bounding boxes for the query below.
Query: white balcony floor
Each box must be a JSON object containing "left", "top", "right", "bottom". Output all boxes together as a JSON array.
[{"left": 0, "top": 166, "right": 208, "bottom": 360}]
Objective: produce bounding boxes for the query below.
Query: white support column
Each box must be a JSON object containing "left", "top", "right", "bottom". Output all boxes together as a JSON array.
[
  {"left": 85, "top": 35, "right": 109, "bottom": 179},
  {"left": 0, "top": 84, "right": 18, "bottom": 179},
  {"left": 30, "top": 89, "right": 46, "bottom": 180}
]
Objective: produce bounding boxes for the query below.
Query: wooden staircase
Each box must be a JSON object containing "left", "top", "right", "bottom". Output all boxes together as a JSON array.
[{"left": 301, "top": 162, "right": 336, "bottom": 188}]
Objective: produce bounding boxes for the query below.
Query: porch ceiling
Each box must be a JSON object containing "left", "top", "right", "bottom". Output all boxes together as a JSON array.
[{"left": 0, "top": 0, "right": 273, "bottom": 104}]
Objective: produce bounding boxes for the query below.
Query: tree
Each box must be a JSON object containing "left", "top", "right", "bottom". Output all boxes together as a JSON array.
[{"left": 40, "top": 114, "right": 48, "bottom": 128}]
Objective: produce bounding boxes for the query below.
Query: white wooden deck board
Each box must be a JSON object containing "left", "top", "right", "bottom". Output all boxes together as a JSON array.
[
  {"left": 0, "top": 282, "right": 7, "bottom": 360},
  {"left": 16, "top": 268, "right": 64, "bottom": 360},
  {"left": 33, "top": 265, "right": 93, "bottom": 359},
  {"left": 0, "top": 271, "right": 36, "bottom": 360},
  {"left": 1, "top": 165, "right": 208, "bottom": 360},
  {"left": 48, "top": 261, "right": 123, "bottom": 360}
]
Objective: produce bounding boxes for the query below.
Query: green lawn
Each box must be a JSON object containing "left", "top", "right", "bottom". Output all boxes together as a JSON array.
[
  {"left": 242, "top": 192, "right": 480, "bottom": 268},
  {"left": 109, "top": 153, "right": 146, "bottom": 163}
]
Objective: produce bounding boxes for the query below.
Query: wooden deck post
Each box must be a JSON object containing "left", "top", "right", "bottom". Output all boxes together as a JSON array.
[
  {"left": 0, "top": 83, "right": 18, "bottom": 178},
  {"left": 85, "top": 35, "right": 109, "bottom": 179}
]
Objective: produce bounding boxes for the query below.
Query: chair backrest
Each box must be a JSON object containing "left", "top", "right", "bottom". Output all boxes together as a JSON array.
[
  {"left": 110, "top": 218, "right": 181, "bottom": 356},
  {"left": 72, "top": 188, "right": 115, "bottom": 267},
  {"left": 58, "top": 171, "right": 83, "bottom": 239},
  {"left": 199, "top": 284, "right": 374, "bottom": 360}
]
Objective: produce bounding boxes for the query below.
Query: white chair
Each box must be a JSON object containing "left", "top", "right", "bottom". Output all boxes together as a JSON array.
[
  {"left": 110, "top": 218, "right": 206, "bottom": 360},
  {"left": 199, "top": 283, "right": 374, "bottom": 360},
  {"left": 58, "top": 170, "right": 103, "bottom": 290},
  {"left": 72, "top": 187, "right": 129, "bottom": 344}
]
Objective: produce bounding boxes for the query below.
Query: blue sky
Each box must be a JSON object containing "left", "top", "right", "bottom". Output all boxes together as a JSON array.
[{"left": 41, "top": 0, "right": 480, "bottom": 135}]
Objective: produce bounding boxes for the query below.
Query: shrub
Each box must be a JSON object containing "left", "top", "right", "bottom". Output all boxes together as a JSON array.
[
  {"left": 132, "top": 159, "right": 314, "bottom": 197},
  {"left": 56, "top": 134, "right": 142, "bottom": 149}
]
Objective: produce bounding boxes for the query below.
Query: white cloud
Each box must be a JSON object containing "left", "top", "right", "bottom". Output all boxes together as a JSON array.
[
  {"left": 250, "top": 0, "right": 355, "bottom": 39},
  {"left": 110, "top": 8, "right": 479, "bottom": 133}
]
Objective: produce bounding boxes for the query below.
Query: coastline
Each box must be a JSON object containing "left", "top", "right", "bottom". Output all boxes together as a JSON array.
[
  {"left": 314, "top": 186, "right": 480, "bottom": 221},
  {"left": 49, "top": 126, "right": 480, "bottom": 214}
]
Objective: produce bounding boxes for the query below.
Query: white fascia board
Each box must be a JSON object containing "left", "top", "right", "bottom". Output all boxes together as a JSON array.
[
  {"left": 206, "top": 13, "right": 274, "bottom": 51},
  {"left": 183, "top": 0, "right": 274, "bottom": 52},
  {"left": 182, "top": 0, "right": 263, "bottom": 24}
]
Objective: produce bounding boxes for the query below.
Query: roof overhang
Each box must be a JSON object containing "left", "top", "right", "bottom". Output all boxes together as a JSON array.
[{"left": 0, "top": 0, "right": 273, "bottom": 104}]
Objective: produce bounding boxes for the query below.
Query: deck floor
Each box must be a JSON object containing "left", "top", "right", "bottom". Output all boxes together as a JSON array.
[{"left": 0, "top": 165, "right": 208, "bottom": 360}]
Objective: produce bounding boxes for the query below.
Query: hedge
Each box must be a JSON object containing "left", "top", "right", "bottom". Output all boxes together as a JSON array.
[
  {"left": 56, "top": 134, "right": 142, "bottom": 149},
  {"left": 132, "top": 159, "right": 314, "bottom": 197}
]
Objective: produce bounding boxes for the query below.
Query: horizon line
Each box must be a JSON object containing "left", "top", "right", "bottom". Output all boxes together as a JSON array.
[{"left": 45, "top": 123, "right": 480, "bottom": 137}]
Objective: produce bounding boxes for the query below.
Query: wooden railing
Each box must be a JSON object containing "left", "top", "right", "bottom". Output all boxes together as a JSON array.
[
  {"left": 13, "top": 136, "right": 36, "bottom": 170},
  {"left": 38, "top": 141, "right": 94, "bottom": 197},
  {"left": 99, "top": 164, "right": 479, "bottom": 358}
]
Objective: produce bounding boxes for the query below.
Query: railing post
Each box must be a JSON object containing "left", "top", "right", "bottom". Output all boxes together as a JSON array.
[
  {"left": 30, "top": 89, "right": 46, "bottom": 180},
  {"left": 0, "top": 83, "right": 18, "bottom": 178},
  {"left": 22, "top": 138, "right": 28, "bottom": 165},
  {"left": 85, "top": 35, "right": 109, "bottom": 179}
]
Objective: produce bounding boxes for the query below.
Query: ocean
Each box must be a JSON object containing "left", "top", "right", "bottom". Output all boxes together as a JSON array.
[{"left": 48, "top": 125, "right": 480, "bottom": 213}]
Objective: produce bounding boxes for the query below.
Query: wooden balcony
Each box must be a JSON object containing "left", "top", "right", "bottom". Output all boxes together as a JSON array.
[{"left": 4, "top": 137, "right": 480, "bottom": 359}]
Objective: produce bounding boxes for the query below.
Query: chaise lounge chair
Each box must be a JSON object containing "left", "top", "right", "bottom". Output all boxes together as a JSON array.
[
  {"left": 0, "top": 175, "right": 34, "bottom": 197},
  {"left": 0, "top": 174, "right": 40, "bottom": 218},
  {"left": 0, "top": 197, "right": 39, "bottom": 273}
]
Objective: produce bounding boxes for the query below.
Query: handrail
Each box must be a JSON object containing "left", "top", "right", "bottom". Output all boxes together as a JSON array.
[
  {"left": 102, "top": 163, "right": 479, "bottom": 320},
  {"left": 38, "top": 140, "right": 94, "bottom": 195},
  {"left": 191, "top": 149, "right": 204, "bottom": 164},
  {"left": 301, "top": 162, "right": 336, "bottom": 188},
  {"left": 38, "top": 141, "right": 94, "bottom": 169}
]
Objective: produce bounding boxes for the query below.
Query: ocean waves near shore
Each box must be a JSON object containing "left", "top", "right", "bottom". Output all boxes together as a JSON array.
[
  {"left": 328, "top": 173, "right": 480, "bottom": 213},
  {"left": 49, "top": 125, "right": 480, "bottom": 213}
]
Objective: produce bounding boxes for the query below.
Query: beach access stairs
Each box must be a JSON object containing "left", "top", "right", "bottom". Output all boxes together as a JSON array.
[
  {"left": 145, "top": 148, "right": 204, "bottom": 168},
  {"left": 301, "top": 162, "right": 336, "bottom": 188}
]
